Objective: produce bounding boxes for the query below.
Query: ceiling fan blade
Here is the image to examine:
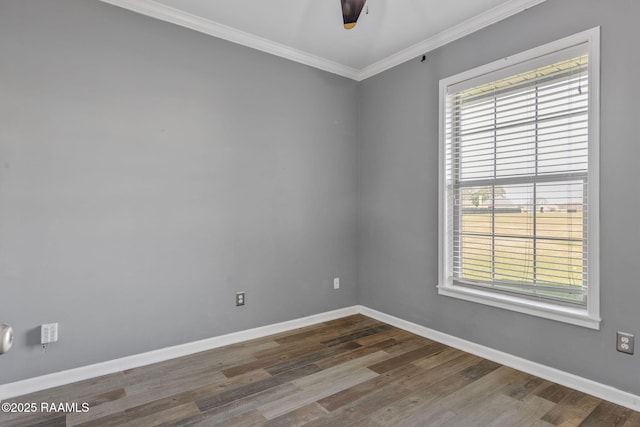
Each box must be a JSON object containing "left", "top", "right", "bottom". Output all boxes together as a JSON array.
[{"left": 341, "top": 0, "right": 366, "bottom": 30}]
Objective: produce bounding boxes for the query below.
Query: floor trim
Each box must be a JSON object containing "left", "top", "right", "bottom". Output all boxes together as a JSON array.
[
  {"left": 0, "top": 306, "right": 359, "bottom": 400},
  {"left": 2, "top": 305, "right": 639, "bottom": 412},
  {"left": 359, "top": 305, "right": 640, "bottom": 412}
]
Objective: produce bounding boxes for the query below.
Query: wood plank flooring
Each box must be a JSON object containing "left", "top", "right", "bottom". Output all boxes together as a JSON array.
[{"left": 2, "top": 314, "right": 638, "bottom": 426}]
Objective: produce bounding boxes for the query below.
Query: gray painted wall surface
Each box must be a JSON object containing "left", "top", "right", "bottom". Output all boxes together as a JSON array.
[
  {"left": 2, "top": 0, "right": 639, "bottom": 399},
  {"left": 358, "top": 0, "right": 640, "bottom": 395},
  {"left": 0, "top": 0, "right": 358, "bottom": 383}
]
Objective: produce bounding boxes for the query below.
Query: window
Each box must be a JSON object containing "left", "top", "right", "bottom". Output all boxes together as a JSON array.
[{"left": 438, "top": 28, "right": 600, "bottom": 329}]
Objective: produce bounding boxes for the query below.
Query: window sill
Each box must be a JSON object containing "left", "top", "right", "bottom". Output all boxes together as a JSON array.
[{"left": 437, "top": 283, "right": 601, "bottom": 330}]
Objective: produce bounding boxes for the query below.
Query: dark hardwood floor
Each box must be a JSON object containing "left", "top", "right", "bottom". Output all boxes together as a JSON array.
[{"left": 2, "top": 314, "right": 638, "bottom": 426}]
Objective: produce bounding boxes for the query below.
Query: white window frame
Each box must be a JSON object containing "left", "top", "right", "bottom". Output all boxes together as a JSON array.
[{"left": 438, "top": 28, "right": 600, "bottom": 329}]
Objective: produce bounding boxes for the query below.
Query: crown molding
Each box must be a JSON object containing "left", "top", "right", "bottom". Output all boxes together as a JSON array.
[
  {"left": 357, "top": 0, "right": 548, "bottom": 80},
  {"left": 99, "top": 0, "right": 547, "bottom": 82},
  {"left": 99, "top": 0, "right": 361, "bottom": 80}
]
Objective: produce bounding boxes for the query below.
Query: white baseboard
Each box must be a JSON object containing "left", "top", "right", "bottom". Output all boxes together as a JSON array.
[
  {"left": 358, "top": 305, "right": 640, "bottom": 412},
  {"left": 0, "top": 306, "right": 359, "bottom": 400},
  {"left": 2, "top": 304, "right": 639, "bottom": 413}
]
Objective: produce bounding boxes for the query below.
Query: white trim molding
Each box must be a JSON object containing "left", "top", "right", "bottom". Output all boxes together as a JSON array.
[
  {"left": 359, "top": 306, "right": 640, "bottom": 412},
  {"left": 0, "top": 306, "right": 359, "bottom": 401},
  {"left": 99, "top": 0, "right": 548, "bottom": 81},
  {"left": 357, "top": 0, "right": 548, "bottom": 80},
  {"left": 2, "top": 305, "right": 638, "bottom": 413},
  {"left": 98, "top": 0, "right": 361, "bottom": 80}
]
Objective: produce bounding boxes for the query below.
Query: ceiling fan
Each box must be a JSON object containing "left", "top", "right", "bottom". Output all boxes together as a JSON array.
[{"left": 341, "top": 0, "right": 367, "bottom": 30}]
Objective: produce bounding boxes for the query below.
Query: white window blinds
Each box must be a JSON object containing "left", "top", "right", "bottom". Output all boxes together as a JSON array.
[{"left": 443, "top": 44, "right": 591, "bottom": 306}]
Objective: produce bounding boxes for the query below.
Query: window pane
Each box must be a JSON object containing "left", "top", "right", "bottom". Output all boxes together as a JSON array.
[
  {"left": 536, "top": 239, "right": 583, "bottom": 287},
  {"left": 494, "top": 236, "right": 535, "bottom": 283},
  {"left": 459, "top": 234, "right": 491, "bottom": 282}
]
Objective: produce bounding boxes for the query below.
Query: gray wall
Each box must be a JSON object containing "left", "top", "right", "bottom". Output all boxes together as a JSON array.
[
  {"left": 3, "top": 0, "right": 639, "bottom": 399},
  {"left": 358, "top": 0, "right": 640, "bottom": 396},
  {"left": 0, "top": 0, "right": 359, "bottom": 383}
]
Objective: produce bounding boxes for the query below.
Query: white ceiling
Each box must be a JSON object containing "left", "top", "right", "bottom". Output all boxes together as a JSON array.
[{"left": 100, "top": 0, "right": 546, "bottom": 80}]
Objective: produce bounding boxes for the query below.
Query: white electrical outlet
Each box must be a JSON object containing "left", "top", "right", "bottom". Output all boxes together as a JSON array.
[
  {"left": 236, "top": 292, "right": 245, "bottom": 306},
  {"left": 617, "top": 331, "right": 634, "bottom": 355},
  {"left": 333, "top": 277, "right": 340, "bottom": 289},
  {"left": 41, "top": 323, "right": 58, "bottom": 344}
]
